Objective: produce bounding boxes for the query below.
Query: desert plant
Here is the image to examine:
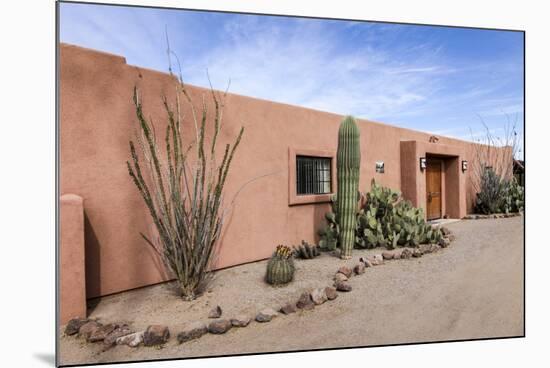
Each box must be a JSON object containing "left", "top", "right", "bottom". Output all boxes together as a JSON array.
[
  {"left": 336, "top": 116, "right": 361, "bottom": 259},
  {"left": 501, "top": 177, "right": 524, "bottom": 213},
  {"left": 469, "top": 115, "right": 522, "bottom": 214},
  {"left": 474, "top": 167, "right": 505, "bottom": 214},
  {"left": 293, "top": 240, "right": 321, "bottom": 259},
  {"left": 326, "top": 180, "right": 443, "bottom": 250},
  {"left": 318, "top": 197, "right": 339, "bottom": 251},
  {"left": 265, "top": 245, "right": 295, "bottom": 285},
  {"left": 127, "top": 65, "right": 244, "bottom": 300},
  {"left": 469, "top": 115, "right": 520, "bottom": 196}
]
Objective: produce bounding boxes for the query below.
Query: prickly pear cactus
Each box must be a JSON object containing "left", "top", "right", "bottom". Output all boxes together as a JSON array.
[
  {"left": 336, "top": 116, "right": 361, "bottom": 259},
  {"left": 318, "top": 196, "right": 339, "bottom": 250},
  {"left": 293, "top": 240, "right": 321, "bottom": 259},
  {"left": 265, "top": 245, "right": 295, "bottom": 285}
]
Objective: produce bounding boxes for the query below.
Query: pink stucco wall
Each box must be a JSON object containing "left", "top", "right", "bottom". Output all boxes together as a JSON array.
[{"left": 59, "top": 43, "right": 510, "bottom": 303}]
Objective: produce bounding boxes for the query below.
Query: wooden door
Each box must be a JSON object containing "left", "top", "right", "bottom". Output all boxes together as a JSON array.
[{"left": 426, "top": 160, "right": 442, "bottom": 220}]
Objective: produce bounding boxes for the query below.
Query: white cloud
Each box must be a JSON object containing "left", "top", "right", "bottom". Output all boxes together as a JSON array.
[{"left": 177, "top": 18, "right": 451, "bottom": 123}]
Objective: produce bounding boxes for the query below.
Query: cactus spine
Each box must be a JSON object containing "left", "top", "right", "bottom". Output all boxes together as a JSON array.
[
  {"left": 265, "top": 245, "right": 295, "bottom": 285},
  {"left": 337, "top": 116, "right": 361, "bottom": 259}
]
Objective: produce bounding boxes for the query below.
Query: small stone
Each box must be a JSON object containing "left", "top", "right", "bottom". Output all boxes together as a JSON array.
[
  {"left": 382, "top": 251, "right": 394, "bottom": 260},
  {"left": 325, "top": 286, "right": 338, "bottom": 300},
  {"left": 143, "top": 325, "right": 170, "bottom": 346},
  {"left": 310, "top": 288, "right": 328, "bottom": 305},
  {"left": 438, "top": 237, "right": 451, "bottom": 248},
  {"left": 334, "top": 272, "right": 348, "bottom": 282},
  {"left": 65, "top": 318, "right": 88, "bottom": 336},
  {"left": 116, "top": 331, "right": 144, "bottom": 347},
  {"left": 392, "top": 251, "right": 402, "bottom": 259},
  {"left": 78, "top": 321, "right": 102, "bottom": 340},
  {"left": 335, "top": 281, "right": 352, "bottom": 292},
  {"left": 208, "top": 305, "right": 222, "bottom": 318},
  {"left": 440, "top": 226, "right": 451, "bottom": 236},
  {"left": 430, "top": 244, "right": 442, "bottom": 253},
  {"left": 400, "top": 248, "right": 413, "bottom": 259},
  {"left": 104, "top": 325, "right": 133, "bottom": 346},
  {"left": 353, "top": 263, "right": 366, "bottom": 275},
  {"left": 177, "top": 322, "right": 208, "bottom": 343},
  {"left": 360, "top": 257, "right": 373, "bottom": 267},
  {"left": 418, "top": 244, "right": 432, "bottom": 254},
  {"left": 89, "top": 323, "right": 118, "bottom": 342},
  {"left": 372, "top": 254, "right": 384, "bottom": 264},
  {"left": 412, "top": 249, "right": 423, "bottom": 258},
  {"left": 230, "top": 315, "right": 251, "bottom": 327},
  {"left": 280, "top": 303, "right": 298, "bottom": 315},
  {"left": 208, "top": 319, "right": 232, "bottom": 334},
  {"left": 256, "top": 308, "right": 278, "bottom": 323},
  {"left": 337, "top": 266, "right": 353, "bottom": 278},
  {"left": 296, "top": 292, "right": 315, "bottom": 310}
]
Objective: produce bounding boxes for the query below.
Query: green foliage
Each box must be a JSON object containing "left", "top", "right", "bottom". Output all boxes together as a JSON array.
[
  {"left": 318, "top": 197, "right": 339, "bottom": 251},
  {"left": 265, "top": 245, "right": 295, "bottom": 285},
  {"left": 475, "top": 167, "right": 505, "bottom": 214},
  {"left": 336, "top": 116, "right": 361, "bottom": 259},
  {"left": 293, "top": 240, "right": 321, "bottom": 259},
  {"left": 475, "top": 167, "right": 524, "bottom": 214},
  {"left": 501, "top": 177, "right": 524, "bottom": 213},
  {"left": 127, "top": 85, "right": 244, "bottom": 301},
  {"left": 320, "top": 180, "right": 443, "bottom": 250}
]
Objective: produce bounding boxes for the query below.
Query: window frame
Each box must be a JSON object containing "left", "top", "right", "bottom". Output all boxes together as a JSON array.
[{"left": 288, "top": 147, "right": 336, "bottom": 206}]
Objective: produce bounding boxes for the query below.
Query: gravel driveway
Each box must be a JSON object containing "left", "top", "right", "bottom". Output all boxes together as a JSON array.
[{"left": 59, "top": 216, "right": 524, "bottom": 366}]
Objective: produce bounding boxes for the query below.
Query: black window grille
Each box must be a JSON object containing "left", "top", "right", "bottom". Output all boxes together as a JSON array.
[{"left": 296, "top": 156, "right": 332, "bottom": 195}]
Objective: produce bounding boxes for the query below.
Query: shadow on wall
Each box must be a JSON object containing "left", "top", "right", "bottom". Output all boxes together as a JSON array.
[
  {"left": 84, "top": 212, "right": 100, "bottom": 312},
  {"left": 312, "top": 201, "right": 330, "bottom": 246}
]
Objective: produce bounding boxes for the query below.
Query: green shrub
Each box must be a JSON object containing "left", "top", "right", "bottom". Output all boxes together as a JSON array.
[
  {"left": 475, "top": 167, "right": 524, "bottom": 214},
  {"left": 319, "top": 180, "right": 442, "bottom": 250},
  {"left": 318, "top": 197, "right": 339, "bottom": 251},
  {"left": 127, "top": 84, "right": 244, "bottom": 301},
  {"left": 475, "top": 167, "right": 505, "bottom": 214},
  {"left": 501, "top": 177, "right": 524, "bottom": 213}
]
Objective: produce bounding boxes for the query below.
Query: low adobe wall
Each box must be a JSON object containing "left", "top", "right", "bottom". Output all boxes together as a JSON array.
[{"left": 60, "top": 43, "right": 509, "bottom": 300}]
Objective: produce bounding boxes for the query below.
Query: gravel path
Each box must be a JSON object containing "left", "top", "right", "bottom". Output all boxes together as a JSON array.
[{"left": 59, "top": 216, "right": 524, "bottom": 366}]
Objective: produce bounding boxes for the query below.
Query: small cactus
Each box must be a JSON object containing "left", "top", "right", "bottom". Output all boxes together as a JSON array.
[
  {"left": 293, "top": 240, "right": 321, "bottom": 259},
  {"left": 265, "top": 245, "right": 295, "bottom": 285}
]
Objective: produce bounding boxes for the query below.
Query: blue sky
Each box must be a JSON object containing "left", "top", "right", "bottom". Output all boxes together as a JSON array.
[{"left": 60, "top": 2, "right": 524, "bottom": 158}]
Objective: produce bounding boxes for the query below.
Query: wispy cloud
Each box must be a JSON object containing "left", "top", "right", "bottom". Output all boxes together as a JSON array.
[{"left": 60, "top": 2, "right": 523, "bottom": 157}]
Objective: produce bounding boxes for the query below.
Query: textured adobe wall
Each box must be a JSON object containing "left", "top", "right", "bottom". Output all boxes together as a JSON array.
[
  {"left": 60, "top": 43, "right": 510, "bottom": 298},
  {"left": 60, "top": 194, "right": 86, "bottom": 323}
]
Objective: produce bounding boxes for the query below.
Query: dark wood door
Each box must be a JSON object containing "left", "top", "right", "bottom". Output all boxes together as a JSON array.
[{"left": 426, "top": 160, "right": 442, "bottom": 220}]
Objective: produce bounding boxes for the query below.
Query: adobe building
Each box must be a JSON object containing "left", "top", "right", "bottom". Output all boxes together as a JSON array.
[{"left": 59, "top": 44, "right": 511, "bottom": 323}]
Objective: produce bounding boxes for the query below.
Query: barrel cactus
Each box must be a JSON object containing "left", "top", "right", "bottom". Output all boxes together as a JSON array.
[
  {"left": 336, "top": 116, "right": 361, "bottom": 259},
  {"left": 265, "top": 245, "right": 295, "bottom": 285}
]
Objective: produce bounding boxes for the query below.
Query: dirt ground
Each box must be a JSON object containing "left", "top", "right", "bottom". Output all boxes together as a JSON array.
[{"left": 58, "top": 216, "right": 524, "bottom": 366}]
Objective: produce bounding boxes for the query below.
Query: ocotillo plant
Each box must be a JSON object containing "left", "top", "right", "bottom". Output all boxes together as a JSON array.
[
  {"left": 127, "top": 73, "right": 243, "bottom": 300},
  {"left": 337, "top": 116, "right": 361, "bottom": 259}
]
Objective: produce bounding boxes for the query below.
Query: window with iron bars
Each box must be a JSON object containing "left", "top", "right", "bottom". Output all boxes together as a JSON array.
[{"left": 296, "top": 156, "right": 332, "bottom": 195}]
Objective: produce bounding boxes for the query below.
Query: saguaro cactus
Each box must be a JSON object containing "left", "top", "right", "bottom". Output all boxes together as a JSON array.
[{"left": 337, "top": 116, "right": 361, "bottom": 259}]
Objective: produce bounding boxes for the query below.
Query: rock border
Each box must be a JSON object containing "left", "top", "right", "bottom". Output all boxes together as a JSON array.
[
  {"left": 462, "top": 212, "right": 522, "bottom": 220},
  {"left": 62, "top": 226, "right": 458, "bottom": 351}
]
